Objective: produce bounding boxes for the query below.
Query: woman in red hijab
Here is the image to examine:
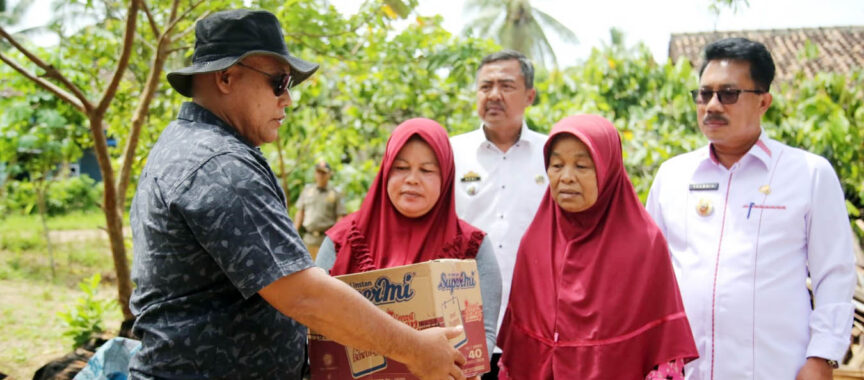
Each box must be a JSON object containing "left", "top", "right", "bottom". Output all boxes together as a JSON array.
[
  {"left": 316, "top": 118, "right": 502, "bottom": 360},
  {"left": 496, "top": 115, "right": 698, "bottom": 379}
]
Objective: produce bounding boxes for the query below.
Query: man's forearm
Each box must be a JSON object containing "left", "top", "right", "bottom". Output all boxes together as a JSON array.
[{"left": 293, "top": 209, "right": 304, "bottom": 231}]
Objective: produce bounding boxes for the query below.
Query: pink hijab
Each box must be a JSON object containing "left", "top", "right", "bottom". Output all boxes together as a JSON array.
[
  {"left": 326, "top": 118, "right": 485, "bottom": 275},
  {"left": 497, "top": 115, "right": 697, "bottom": 378}
]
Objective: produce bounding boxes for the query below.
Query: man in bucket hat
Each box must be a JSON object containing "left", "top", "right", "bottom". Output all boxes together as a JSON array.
[{"left": 129, "top": 9, "right": 466, "bottom": 379}]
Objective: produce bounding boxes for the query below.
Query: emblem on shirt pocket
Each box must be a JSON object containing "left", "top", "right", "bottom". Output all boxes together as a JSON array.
[
  {"left": 696, "top": 197, "right": 713, "bottom": 217},
  {"left": 535, "top": 174, "right": 545, "bottom": 185}
]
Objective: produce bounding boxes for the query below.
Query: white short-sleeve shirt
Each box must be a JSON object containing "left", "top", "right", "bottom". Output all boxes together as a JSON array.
[{"left": 450, "top": 122, "right": 548, "bottom": 352}]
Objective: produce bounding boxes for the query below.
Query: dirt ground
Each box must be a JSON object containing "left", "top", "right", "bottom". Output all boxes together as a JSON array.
[{"left": 0, "top": 228, "right": 124, "bottom": 380}]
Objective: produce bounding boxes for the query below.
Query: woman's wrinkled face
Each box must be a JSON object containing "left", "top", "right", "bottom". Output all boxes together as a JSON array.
[
  {"left": 547, "top": 134, "right": 599, "bottom": 213},
  {"left": 387, "top": 137, "right": 442, "bottom": 218}
]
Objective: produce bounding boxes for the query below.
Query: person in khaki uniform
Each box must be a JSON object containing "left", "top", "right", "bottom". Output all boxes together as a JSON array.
[{"left": 294, "top": 160, "right": 346, "bottom": 260}]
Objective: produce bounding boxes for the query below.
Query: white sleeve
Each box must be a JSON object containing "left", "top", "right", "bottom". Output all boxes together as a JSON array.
[
  {"left": 476, "top": 236, "right": 502, "bottom": 355},
  {"left": 645, "top": 164, "right": 668, "bottom": 237},
  {"left": 804, "top": 159, "right": 857, "bottom": 361},
  {"left": 315, "top": 237, "right": 338, "bottom": 273}
]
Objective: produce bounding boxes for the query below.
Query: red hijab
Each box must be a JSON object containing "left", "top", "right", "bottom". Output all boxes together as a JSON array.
[
  {"left": 497, "top": 115, "right": 697, "bottom": 379},
  {"left": 326, "top": 118, "right": 485, "bottom": 275}
]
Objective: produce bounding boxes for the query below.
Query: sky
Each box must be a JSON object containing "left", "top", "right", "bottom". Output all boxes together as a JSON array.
[
  {"left": 329, "top": 0, "right": 864, "bottom": 65},
  {"left": 9, "top": 0, "right": 864, "bottom": 66}
]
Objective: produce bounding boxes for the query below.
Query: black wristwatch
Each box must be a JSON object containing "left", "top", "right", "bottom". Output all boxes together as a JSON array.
[{"left": 825, "top": 358, "right": 839, "bottom": 368}]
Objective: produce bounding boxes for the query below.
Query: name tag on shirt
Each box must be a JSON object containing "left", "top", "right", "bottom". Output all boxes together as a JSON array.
[
  {"left": 689, "top": 182, "right": 719, "bottom": 191},
  {"left": 461, "top": 171, "right": 481, "bottom": 183}
]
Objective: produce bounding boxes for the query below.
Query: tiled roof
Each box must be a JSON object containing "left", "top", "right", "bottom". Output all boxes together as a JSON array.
[{"left": 668, "top": 26, "right": 864, "bottom": 83}]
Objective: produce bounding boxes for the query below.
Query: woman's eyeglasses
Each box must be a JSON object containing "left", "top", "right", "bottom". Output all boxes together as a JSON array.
[
  {"left": 690, "top": 89, "right": 765, "bottom": 105},
  {"left": 236, "top": 62, "right": 293, "bottom": 97}
]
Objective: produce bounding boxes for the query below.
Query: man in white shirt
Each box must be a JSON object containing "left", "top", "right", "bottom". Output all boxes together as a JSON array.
[
  {"left": 646, "top": 37, "right": 856, "bottom": 380},
  {"left": 450, "top": 50, "right": 548, "bottom": 379}
]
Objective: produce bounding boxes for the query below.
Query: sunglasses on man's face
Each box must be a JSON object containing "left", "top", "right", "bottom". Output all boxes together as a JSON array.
[
  {"left": 690, "top": 88, "right": 765, "bottom": 105},
  {"left": 236, "top": 62, "right": 293, "bottom": 97}
]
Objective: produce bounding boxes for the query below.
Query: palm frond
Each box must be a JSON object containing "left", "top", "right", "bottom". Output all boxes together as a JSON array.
[
  {"left": 532, "top": 7, "right": 578, "bottom": 45},
  {"left": 526, "top": 19, "right": 557, "bottom": 67},
  {"left": 462, "top": 0, "right": 503, "bottom": 15},
  {"left": 461, "top": 0, "right": 577, "bottom": 68},
  {"left": 461, "top": 9, "right": 504, "bottom": 36}
]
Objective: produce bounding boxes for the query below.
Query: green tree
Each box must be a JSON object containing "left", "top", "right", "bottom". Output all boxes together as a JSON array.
[
  {"left": 269, "top": 2, "right": 495, "bottom": 211},
  {"left": 0, "top": 86, "right": 88, "bottom": 280},
  {"left": 0, "top": 0, "right": 141, "bottom": 324},
  {"left": 0, "top": 0, "right": 230, "bottom": 327},
  {"left": 461, "top": 0, "right": 577, "bottom": 69},
  {"left": 0, "top": 0, "right": 449, "bottom": 328}
]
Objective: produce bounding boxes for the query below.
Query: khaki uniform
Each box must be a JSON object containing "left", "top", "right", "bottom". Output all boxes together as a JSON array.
[{"left": 296, "top": 184, "right": 345, "bottom": 259}]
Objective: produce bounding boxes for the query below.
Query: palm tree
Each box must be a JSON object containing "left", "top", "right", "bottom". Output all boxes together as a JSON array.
[{"left": 462, "top": 0, "right": 577, "bottom": 69}]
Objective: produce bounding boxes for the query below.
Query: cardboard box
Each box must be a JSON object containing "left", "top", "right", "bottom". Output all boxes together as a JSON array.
[{"left": 309, "top": 259, "right": 490, "bottom": 379}]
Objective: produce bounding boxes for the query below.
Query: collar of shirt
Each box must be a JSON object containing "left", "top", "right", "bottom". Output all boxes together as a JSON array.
[
  {"left": 464, "top": 121, "right": 542, "bottom": 155},
  {"left": 177, "top": 102, "right": 258, "bottom": 149},
  {"left": 699, "top": 129, "right": 774, "bottom": 171}
]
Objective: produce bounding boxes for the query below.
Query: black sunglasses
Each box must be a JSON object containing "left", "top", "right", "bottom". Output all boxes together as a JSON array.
[
  {"left": 690, "top": 88, "right": 765, "bottom": 105},
  {"left": 236, "top": 62, "right": 293, "bottom": 97}
]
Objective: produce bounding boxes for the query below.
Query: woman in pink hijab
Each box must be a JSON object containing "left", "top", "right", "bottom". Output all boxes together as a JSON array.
[
  {"left": 317, "top": 118, "right": 502, "bottom": 364},
  {"left": 497, "top": 115, "right": 698, "bottom": 379}
]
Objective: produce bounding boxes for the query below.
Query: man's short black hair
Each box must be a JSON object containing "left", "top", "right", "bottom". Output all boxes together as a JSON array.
[
  {"left": 478, "top": 50, "right": 535, "bottom": 90},
  {"left": 699, "top": 37, "right": 776, "bottom": 92}
]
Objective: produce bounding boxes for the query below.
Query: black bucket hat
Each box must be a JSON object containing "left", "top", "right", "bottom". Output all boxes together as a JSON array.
[{"left": 167, "top": 9, "right": 319, "bottom": 97}]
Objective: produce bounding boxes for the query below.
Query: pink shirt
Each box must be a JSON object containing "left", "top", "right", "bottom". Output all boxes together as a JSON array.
[{"left": 646, "top": 131, "right": 855, "bottom": 379}]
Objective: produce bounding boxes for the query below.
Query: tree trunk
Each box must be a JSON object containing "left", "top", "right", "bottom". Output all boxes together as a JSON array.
[
  {"left": 115, "top": 33, "right": 170, "bottom": 214},
  {"left": 35, "top": 180, "right": 56, "bottom": 282},
  {"left": 88, "top": 114, "right": 134, "bottom": 327}
]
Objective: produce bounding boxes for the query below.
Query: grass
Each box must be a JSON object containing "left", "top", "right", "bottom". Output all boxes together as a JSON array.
[
  {"left": 0, "top": 210, "right": 108, "bottom": 233},
  {"left": 0, "top": 279, "right": 123, "bottom": 379},
  {"left": 0, "top": 210, "right": 125, "bottom": 379}
]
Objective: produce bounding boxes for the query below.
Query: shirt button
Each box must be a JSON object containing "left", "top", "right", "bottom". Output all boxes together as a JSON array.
[
  {"left": 499, "top": 214, "right": 504, "bottom": 219},
  {"left": 498, "top": 244, "right": 503, "bottom": 249},
  {"left": 501, "top": 185, "right": 506, "bottom": 189},
  {"left": 503, "top": 156, "right": 507, "bottom": 160}
]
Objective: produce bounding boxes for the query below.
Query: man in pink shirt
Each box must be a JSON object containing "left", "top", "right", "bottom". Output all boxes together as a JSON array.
[{"left": 646, "top": 37, "right": 855, "bottom": 380}]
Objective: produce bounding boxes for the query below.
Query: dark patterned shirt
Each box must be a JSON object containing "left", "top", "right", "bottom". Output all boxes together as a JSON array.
[{"left": 129, "top": 102, "right": 314, "bottom": 379}]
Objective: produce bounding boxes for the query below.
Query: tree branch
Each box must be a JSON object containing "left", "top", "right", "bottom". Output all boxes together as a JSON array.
[
  {"left": 0, "top": 25, "right": 94, "bottom": 113},
  {"left": 166, "top": 0, "right": 180, "bottom": 26},
  {"left": 95, "top": 0, "right": 140, "bottom": 116},
  {"left": 140, "top": 0, "right": 161, "bottom": 37},
  {"left": 167, "top": 45, "right": 189, "bottom": 55},
  {"left": 166, "top": 0, "right": 206, "bottom": 35},
  {"left": 135, "top": 31, "right": 156, "bottom": 52},
  {"left": 0, "top": 52, "right": 85, "bottom": 111},
  {"left": 115, "top": 14, "right": 172, "bottom": 212},
  {"left": 117, "top": 0, "right": 205, "bottom": 210},
  {"left": 167, "top": 6, "right": 207, "bottom": 48}
]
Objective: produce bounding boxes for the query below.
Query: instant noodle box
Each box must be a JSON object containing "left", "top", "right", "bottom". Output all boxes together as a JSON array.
[{"left": 309, "top": 259, "right": 490, "bottom": 379}]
